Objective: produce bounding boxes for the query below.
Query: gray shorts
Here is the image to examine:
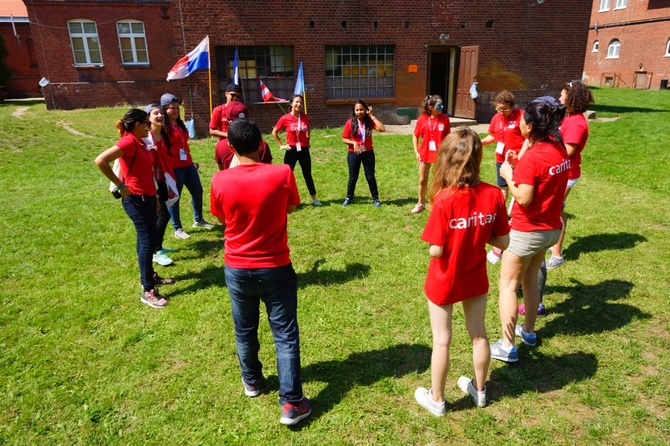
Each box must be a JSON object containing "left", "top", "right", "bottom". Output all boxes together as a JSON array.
[{"left": 507, "top": 229, "right": 561, "bottom": 258}]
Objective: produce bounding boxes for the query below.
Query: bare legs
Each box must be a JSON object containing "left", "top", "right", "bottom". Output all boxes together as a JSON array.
[
  {"left": 417, "top": 162, "right": 431, "bottom": 206},
  {"left": 551, "top": 186, "right": 572, "bottom": 258}
]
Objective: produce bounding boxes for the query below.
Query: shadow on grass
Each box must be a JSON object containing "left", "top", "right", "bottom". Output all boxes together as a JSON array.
[
  {"left": 590, "top": 104, "right": 665, "bottom": 114},
  {"left": 280, "top": 343, "right": 431, "bottom": 427},
  {"left": 565, "top": 232, "right": 647, "bottom": 260},
  {"left": 297, "top": 259, "right": 370, "bottom": 287},
  {"left": 486, "top": 351, "right": 598, "bottom": 404},
  {"left": 543, "top": 278, "right": 649, "bottom": 337}
]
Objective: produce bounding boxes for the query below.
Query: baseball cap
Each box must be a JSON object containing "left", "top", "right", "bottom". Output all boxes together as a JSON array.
[
  {"left": 160, "top": 93, "right": 179, "bottom": 106},
  {"left": 226, "top": 102, "right": 248, "bottom": 121},
  {"left": 144, "top": 103, "right": 161, "bottom": 114},
  {"left": 226, "top": 84, "right": 242, "bottom": 94},
  {"left": 530, "top": 95, "right": 559, "bottom": 107}
]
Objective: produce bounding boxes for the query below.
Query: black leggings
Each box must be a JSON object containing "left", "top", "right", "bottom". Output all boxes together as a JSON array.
[
  {"left": 346, "top": 150, "right": 378, "bottom": 200},
  {"left": 284, "top": 146, "right": 317, "bottom": 196}
]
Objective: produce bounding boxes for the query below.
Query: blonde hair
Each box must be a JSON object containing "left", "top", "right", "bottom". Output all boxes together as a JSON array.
[{"left": 428, "top": 126, "right": 482, "bottom": 202}]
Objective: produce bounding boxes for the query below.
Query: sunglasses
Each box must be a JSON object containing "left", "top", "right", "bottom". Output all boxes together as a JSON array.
[{"left": 496, "top": 107, "right": 510, "bottom": 113}]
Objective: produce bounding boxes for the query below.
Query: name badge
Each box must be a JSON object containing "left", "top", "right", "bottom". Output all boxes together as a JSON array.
[
  {"left": 360, "top": 145, "right": 366, "bottom": 152},
  {"left": 495, "top": 142, "right": 505, "bottom": 155},
  {"left": 296, "top": 142, "right": 302, "bottom": 152},
  {"left": 179, "top": 148, "right": 188, "bottom": 161},
  {"left": 429, "top": 140, "right": 437, "bottom": 152}
]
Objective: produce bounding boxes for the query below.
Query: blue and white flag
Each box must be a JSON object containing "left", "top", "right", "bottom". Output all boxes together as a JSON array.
[
  {"left": 294, "top": 60, "right": 304, "bottom": 95},
  {"left": 167, "top": 36, "right": 210, "bottom": 81},
  {"left": 233, "top": 48, "right": 240, "bottom": 85}
]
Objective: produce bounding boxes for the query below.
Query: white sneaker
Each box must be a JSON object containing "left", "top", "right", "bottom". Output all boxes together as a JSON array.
[
  {"left": 457, "top": 376, "right": 487, "bottom": 408},
  {"left": 192, "top": 219, "right": 214, "bottom": 230},
  {"left": 414, "top": 387, "right": 446, "bottom": 416},
  {"left": 174, "top": 228, "right": 190, "bottom": 239},
  {"left": 152, "top": 252, "right": 173, "bottom": 266}
]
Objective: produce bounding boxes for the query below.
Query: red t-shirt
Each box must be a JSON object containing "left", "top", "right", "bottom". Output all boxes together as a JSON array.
[
  {"left": 209, "top": 102, "right": 249, "bottom": 139},
  {"left": 421, "top": 182, "right": 509, "bottom": 305},
  {"left": 143, "top": 132, "right": 174, "bottom": 181},
  {"left": 274, "top": 113, "right": 310, "bottom": 147},
  {"left": 117, "top": 133, "right": 156, "bottom": 196},
  {"left": 210, "top": 163, "right": 300, "bottom": 269},
  {"left": 413, "top": 113, "right": 451, "bottom": 164},
  {"left": 164, "top": 123, "right": 193, "bottom": 169},
  {"left": 214, "top": 139, "right": 273, "bottom": 170},
  {"left": 342, "top": 119, "right": 378, "bottom": 152},
  {"left": 560, "top": 113, "right": 589, "bottom": 180},
  {"left": 510, "top": 140, "right": 569, "bottom": 232},
  {"left": 488, "top": 108, "right": 525, "bottom": 163}
]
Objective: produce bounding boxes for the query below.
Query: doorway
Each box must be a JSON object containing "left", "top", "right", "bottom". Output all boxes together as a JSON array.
[{"left": 426, "top": 46, "right": 457, "bottom": 116}]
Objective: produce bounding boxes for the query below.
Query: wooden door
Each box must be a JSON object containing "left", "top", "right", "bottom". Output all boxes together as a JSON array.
[{"left": 454, "top": 46, "right": 478, "bottom": 119}]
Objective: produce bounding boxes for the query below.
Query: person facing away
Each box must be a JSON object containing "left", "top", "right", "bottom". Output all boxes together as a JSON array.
[{"left": 209, "top": 118, "right": 312, "bottom": 426}]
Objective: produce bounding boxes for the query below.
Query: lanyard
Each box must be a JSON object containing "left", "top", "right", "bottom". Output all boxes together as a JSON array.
[
  {"left": 358, "top": 120, "right": 366, "bottom": 143},
  {"left": 428, "top": 116, "right": 437, "bottom": 139}
]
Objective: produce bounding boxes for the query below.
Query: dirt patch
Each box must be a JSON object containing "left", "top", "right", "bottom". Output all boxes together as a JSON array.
[
  {"left": 58, "top": 121, "right": 95, "bottom": 138},
  {"left": 11, "top": 107, "right": 29, "bottom": 119}
]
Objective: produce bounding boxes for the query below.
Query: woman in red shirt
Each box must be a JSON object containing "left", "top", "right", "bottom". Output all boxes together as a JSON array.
[
  {"left": 491, "top": 97, "right": 569, "bottom": 363},
  {"left": 411, "top": 95, "right": 451, "bottom": 214},
  {"left": 341, "top": 100, "right": 386, "bottom": 208},
  {"left": 95, "top": 109, "right": 174, "bottom": 308},
  {"left": 414, "top": 127, "right": 510, "bottom": 415}
]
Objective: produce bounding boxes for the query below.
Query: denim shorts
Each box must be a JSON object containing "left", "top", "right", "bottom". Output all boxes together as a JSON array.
[
  {"left": 507, "top": 229, "right": 561, "bottom": 258},
  {"left": 496, "top": 162, "right": 508, "bottom": 188}
]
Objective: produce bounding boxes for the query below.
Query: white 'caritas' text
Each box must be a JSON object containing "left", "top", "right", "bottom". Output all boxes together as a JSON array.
[
  {"left": 449, "top": 212, "right": 497, "bottom": 229},
  {"left": 549, "top": 158, "right": 571, "bottom": 175}
]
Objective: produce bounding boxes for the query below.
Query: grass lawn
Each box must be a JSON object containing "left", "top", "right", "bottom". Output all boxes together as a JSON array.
[{"left": 0, "top": 87, "right": 669, "bottom": 445}]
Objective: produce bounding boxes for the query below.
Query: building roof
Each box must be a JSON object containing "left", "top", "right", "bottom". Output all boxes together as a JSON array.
[{"left": 0, "top": 0, "right": 28, "bottom": 18}]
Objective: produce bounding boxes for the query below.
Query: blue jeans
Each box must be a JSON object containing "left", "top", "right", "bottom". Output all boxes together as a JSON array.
[
  {"left": 122, "top": 195, "right": 157, "bottom": 291},
  {"left": 346, "top": 150, "right": 378, "bottom": 201},
  {"left": 224, "top": 263, "right": 303, "bottom": 405},
  {"left": 168, "top": 163, "right": 204, "bottom": 230}
]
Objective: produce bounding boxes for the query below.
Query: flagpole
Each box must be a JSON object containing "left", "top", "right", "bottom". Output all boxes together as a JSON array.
[{"left": 207, "top": 36, "right": 212, "bottom": 114}]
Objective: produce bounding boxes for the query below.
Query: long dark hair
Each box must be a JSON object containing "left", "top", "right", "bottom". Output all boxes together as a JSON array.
[
  {"left": 563, "top": 82, "right": 594, "bottom": 115},
  {"left": 524, "top": 97, "right": 566, "bottom": 145},
  {"left": 350, "top": 99, "right": 373, "bottom": 139},
  {"left": 115, "top": 109, "right": 147, "bottom": 137},
  {"left": 161, "top": 101, "right": 187, "bottom": 154}
]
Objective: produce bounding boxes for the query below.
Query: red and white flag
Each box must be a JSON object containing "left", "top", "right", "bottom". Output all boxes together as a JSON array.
[{"left": 259, "top": 78, "right": 276, "bottom": 102}]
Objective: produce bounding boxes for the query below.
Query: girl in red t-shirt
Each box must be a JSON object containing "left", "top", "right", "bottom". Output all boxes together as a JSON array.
[
  {"left": 411, "top": 95, "right": 451, "bottom": 214},
  {"left": 492, "top": 97, "right": 569, "bottom": 364},
  {"left": 95, "top": 109, "right": 174, "bottom": 308},
  {"left": 341, "top": 100, "right": 386, "bottom": 208},
  {"left": 414, "top": 127, "right": 510, "bottom": 416},
  {"left": 547, "top": 82, "right": 594, "bottom": 269}
]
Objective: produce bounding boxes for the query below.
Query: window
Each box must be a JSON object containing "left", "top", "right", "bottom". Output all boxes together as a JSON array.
[
  {"left": 215, "top": 46, "right": 294, "bottom": 103},
  {"left": 666, "top": 38, "right": 670, "bottom": 56},
  {"left": 599, "top": 0, "right": 610, "bottom": 11},
  {"left": 614, "top": 0, "right": 627, "bottom": 9},
  {"left": 607, "top": 39, "right": 621, "bottom": 58},
  {"left": 67, "top": 20, "right": 102, "bottom": 65},
  {"left": 325, "top": 45, "right": 394, "bottom": 99},
  {"left": 592, "top": 40, "right": 599, "bottom": 52},
  {"left": 117, "top": 20, "right": 149, "bottom": 65}
]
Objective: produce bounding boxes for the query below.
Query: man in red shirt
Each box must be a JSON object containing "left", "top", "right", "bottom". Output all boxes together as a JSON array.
[{"left": 210, "top": 118, "right": 311, "bottom": 426}]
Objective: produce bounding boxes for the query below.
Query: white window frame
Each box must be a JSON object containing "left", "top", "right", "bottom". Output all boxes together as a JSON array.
[
  {"left": 68, "top": 19, "right": 102, "bottom": 66},
  {"left": 117, "top": 20, "right": 149, "bottom": 65},
  {"left": 665, "top": 38, "right": 670, "bottom": 57},
  {"left": 607, "top": 39, "right": 621, "bottom": 59},
  {"left": 592, "top": 40, "right": 599, "bottom": 52},
  {"left": 599, "top": 0, "right": 610, "bottom": 12},
  {"left": 614, "top": 0, "right": 627, "bottom": 10}
]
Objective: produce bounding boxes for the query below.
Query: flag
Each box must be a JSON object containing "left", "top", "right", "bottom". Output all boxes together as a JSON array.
[
  {"left": 294, "top": 60, "right": 304, "bottom": 95},
  {"left": 167, "top": 36, "right": 210, "bottom": 81},
  {"left": 259, "top": 78, "right": 275, "bottom": 102},
  {"left": 233, "top": 48, "right": 239, "bottom": 85}
]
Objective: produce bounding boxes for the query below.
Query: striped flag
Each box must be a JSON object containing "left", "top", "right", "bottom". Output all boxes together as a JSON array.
[
  {"left": 167, "top": 36, "right": 209, "bottom": 81},
  {"left": 259, "top": 78, "right": 275, "bottom": 102}
]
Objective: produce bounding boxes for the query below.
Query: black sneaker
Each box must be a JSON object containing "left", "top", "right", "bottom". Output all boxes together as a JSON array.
[{"left": 280, "top": 397, "right": 312, "bottom": 425}]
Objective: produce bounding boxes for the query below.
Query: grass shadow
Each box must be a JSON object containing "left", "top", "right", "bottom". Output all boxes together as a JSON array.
[
  {"left": 286, "top": 343, "right": 431, "bottom": 426},
  {"left": 565, "top": 232, "right": 647, "bottom": 260},
  {"left": 297, "top": 259, "right": 371, "bottom": 287},
  {"left": 486, "top": 351, "right": 598, "bottom": 404},
  {"left": 542, "top": 279, "right": 649, "bottom": 337},
  {"left": 589, "top": 104, "right": 665, "bottom": 114}
]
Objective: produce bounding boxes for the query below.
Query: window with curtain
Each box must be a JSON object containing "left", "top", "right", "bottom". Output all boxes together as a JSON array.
[
  {"left": 325, "top": 45, "right": 394, "bottom": 99},
  {"left": 68, "top": 20, "right": 102, "bottom": 65},
  {"left": 214, "top": 46, "right": 294, "bottom": 103},
  {"left": 117, "top": 20, "right": 149, "bottom": 65}
]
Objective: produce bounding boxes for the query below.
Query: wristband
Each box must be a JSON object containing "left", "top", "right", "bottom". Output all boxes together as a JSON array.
[
  {"left": 114, "top": 183, "right": 126, "bottom": 192},
  {"left": 370, "top": 116, "right": 377, "bottom": 121}
]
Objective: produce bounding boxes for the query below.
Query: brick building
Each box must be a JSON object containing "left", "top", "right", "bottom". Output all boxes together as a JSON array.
[
  {"left": 582, "top": 0, "right": 670, "bottom": 90},
  {"left": 1, "top": 0, "right": 40, "bottom": 98},
  {"left": 25, "top": 1, "right": 591, "bottom": 135}
]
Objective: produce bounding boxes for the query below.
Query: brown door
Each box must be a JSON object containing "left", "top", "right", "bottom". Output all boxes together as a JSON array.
[{"left": 454, "top": 45, "right": 479, "bottom": 119}]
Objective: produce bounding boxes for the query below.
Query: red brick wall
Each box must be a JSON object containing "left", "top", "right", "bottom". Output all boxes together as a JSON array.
[
  {"left": 1, "top": 21, "right": 41, "bottom": 98},
  {"left": 25, "top": 0, "right": 178, "bottom": 109},
  {"left": 583, "top": 1, "right": 670, "bottom": 90}
]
